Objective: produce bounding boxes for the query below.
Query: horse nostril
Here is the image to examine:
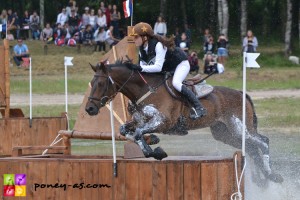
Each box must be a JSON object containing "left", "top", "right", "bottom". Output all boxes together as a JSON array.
[{"left": 85, "top": 106, "right": 94, "bottom": 113}]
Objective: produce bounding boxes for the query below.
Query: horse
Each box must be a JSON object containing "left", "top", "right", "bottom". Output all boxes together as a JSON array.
[{"left": 85, "top": 60, "right": 283, "bottom": 183}]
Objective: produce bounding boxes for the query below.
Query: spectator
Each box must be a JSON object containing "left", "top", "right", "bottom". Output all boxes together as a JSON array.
[
  {"left": 188, "top": 51, "right": 199, "bottom": 73},
  {"left": 81, "top": 7, "right": 90, "bottom": 27},
  {"left": 82, "top": 24, "right": 93, "bottom": 45},
  {"left": 68, "top": 8, "right": 79, "bottom": 33},
  {"left": 105, "top": 4, "right": 112, "bottom": 27},
  {"left": 153, "top": 16, "right": 167, "bottom": 36},
  {"left": 29, "top": 11, "right": 40, "bottom": 40},
  {"left": 7, "top": 9, "right": 17, "bottom": 32},
  {"left": 89, "top": 9, "right": 97, "bottom": 30},
  {"left": 202, "top": 28, "right": 211, "bottom": 51},
  {"left": 0, "top": 10, "right": 7, "bottom": 38},
  {"left": 94, "top": 27, "right": 106, "bottom": 52},
  {"left": 40, "top": 22, "right": 53, "bottom": 43},
  {"left": 110, "top": 5, "right": 121, "bottom": 38},
  {"left": 184, "top": 23, "right": 191, "bottom": 42},
  {"left": 105, "top": 25, "right": 119, "bottom": 48},
  {"left": 217, "top": 33, "right": 228, "bottom": 65},
  {"left": 63, "top": 22, "right": 73, "bottom": 43},
  {"left": 96, "top": 9, "right": 107, "bottom": 29},
  {"left": 14, "top": 11, "right": 21, "bottom": 39},
  {"left": 242, "top": 30, "right": 258, "bottom": 53},
  {"left": 100, "top": 2, "right": 107, "bottom": 13},
  {"left": 77, "top": 25, "right": 85, "bottom": 44},
  {"left": 177, "top": 32, "right": 190, "bottom": 55},
  {"left": 53, "top": 23, "right": 65, "bottom": 40},
  {"left": 174, "top": 27, "right": 181, "bottom": 47},
  {"left": 204, "top": 35, "right": 215, "bottom": 54},
  {"left": 56, "top": 8, "right": 68, "bottom": 26},
  {"left": 204, "top": 53, "right": 217, "bottom": 74},
  {"left": 22, "top": 11, "right": 30, "bottom": 36},
  {"left": 66, "top": 1, "right": 73, "bottom": 17},
  {"left": 13, "top": 38, "right": 29, "bottom": 67}
]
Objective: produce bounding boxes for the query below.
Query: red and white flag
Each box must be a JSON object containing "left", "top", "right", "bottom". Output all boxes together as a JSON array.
[{"left": 123, "top": 0, "right": 133, "bottom": 18}]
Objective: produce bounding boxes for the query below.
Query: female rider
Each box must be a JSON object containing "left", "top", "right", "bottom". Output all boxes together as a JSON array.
[{"left": 129, "top": 22, "right": 207, "bottom": 120}]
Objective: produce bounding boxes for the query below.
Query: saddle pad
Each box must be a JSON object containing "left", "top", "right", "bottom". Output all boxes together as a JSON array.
[{"left": 194, "top": 82, "right": 214, "bottom": 98}]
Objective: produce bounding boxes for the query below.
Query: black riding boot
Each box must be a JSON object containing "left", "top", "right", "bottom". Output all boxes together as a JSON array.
[{"left": 181, "top": 85, "right": 207, "bottom": 120}]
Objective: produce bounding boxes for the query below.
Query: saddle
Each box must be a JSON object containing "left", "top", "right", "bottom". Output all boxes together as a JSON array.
[{"left": 164, "top": 73, "right": 214, "bottom": 99}]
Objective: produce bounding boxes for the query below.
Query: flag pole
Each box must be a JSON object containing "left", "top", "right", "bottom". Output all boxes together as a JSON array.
[
  {"left": 29, "top": 57, "right": 32, "bottom": 128},
  {"left": 242, "top": 52, "right": 247, "bottom": 160}
]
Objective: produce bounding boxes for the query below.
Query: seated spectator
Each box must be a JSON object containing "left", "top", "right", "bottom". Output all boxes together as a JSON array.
[
  {"left": 94, "top": 27, "right": 106, "bottom": 52},
  {"left": 56, "top": 8, "right": 68, "bottom": 26},
  {"left": 204, "top": 35, "right": 215, "bottom": 54},
  {"left": 53, "top": 23, "right": 65, "bottom": 40},
  {"left": 40, "top": 22, "right": 53, "bottom": 43},
  {"left": 204, "top": 53, "right": 217, "bottom": 74},
  {"left": 29, "top": 11, "right": 40, "bottom": 40},
  {"left": 105, "top": 25, "right": 119, "bottom": 48},
  {"left": 76, "top": 25, "right": 85, "bottom": 44},
  {"left": 13, "top": 39, "right": 29, "bottom": 67},
  {"left": 89, "top": 9, "right": 97, "bottom": 30},
  {"left": 217, "top": 33, "right": 228, "bottom": 65},
  {"left": 154, "top": 16, "right": 167, "bottom": 36},
  {"left": 82, "top": 24, "right": 93, "bottom": 45},
  {"left": 63, "top": 22, "right": 73, "bottom": 43},
  {"left": 188, "top": 51, "right": 199, "bottom": 73},
  {"left": 22, "top": 10, "right": 30, "bottom": 39},
  {"left": 242, "top": 30, "right": 258, "bottom": 53},
  {"left": 174, "top": 27, "right": 181, "bottom": 47},
  {"left": 177, "top": 32, "right": 190, "bottom": 55},
  {"left": 7, "top": 9, "right": 17, "bottom": 32}
]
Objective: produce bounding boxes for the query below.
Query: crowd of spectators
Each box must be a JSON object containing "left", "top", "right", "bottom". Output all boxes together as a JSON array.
[{"left": 0, "top": 1, "right": 125, "bottom": 52}]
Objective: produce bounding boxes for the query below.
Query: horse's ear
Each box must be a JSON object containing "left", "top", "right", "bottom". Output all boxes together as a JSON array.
[{"left": 89, "top": 63, "right": 97, "bottom": 72}]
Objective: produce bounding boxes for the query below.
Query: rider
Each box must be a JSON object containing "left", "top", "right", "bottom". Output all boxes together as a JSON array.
[{"left": 129, "top": 22, "right": 207, "bottom": 120}]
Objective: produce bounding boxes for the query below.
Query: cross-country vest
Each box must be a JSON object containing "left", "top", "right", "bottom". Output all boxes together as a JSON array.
[{"left": 139, "top": 38, "right": 187, "bottom": 72}]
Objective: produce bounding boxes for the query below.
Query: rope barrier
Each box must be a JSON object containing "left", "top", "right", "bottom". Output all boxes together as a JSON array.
[{"left": 231, "top": 154, "right": 246, "bottom": 200}]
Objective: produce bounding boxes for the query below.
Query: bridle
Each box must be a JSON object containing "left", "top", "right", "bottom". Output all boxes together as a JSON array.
[{"left": 88, "top": 70, "right": 134, "bottom": 109}]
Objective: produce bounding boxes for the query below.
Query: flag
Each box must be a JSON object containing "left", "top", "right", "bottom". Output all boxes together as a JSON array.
[
  {"left": 243, "top": 52, "right": 260, "bottom": 68},
  {"left": 123, "top": 0, "right": 133, "bottom": 18},
  {"left": 0, "top": 24, "right": 2, "bottom": 32},
  {"left": 64, "top": 56, "right": 74, "bottom": 66}
]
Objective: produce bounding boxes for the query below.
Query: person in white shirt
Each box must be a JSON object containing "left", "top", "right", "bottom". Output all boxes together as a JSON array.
[
  {"left": 105, "top": 25, "right": 119, "bottom": 48},
  {"left": 153, "top": 16, "right": 167, "bottom": 36},
  {"left": 130, "top": 22, "right": 207, "bottom": 120},
  {"left": 89, "top": 9, "right": 97, "bottom": 29},
  {"left": 96, "top": 9, "right": 107, "bottom": 29},
  {"left": 56, "top": 8, "right": 68, "bottom": 26},
  {"left": 94, "top": 27, "right": 106, "bottom": 51}
]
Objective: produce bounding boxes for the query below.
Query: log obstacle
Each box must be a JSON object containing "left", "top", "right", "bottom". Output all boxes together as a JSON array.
[
  {"left": 0, "top": 39, "right": 68, "bottom": 156},
  {"left": 0, "top": 152, "right": 242, "bottom": 200}
]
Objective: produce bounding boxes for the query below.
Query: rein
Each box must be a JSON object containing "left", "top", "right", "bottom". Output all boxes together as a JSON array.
[{"left": 88, "top": 70, "right": 135, "bottom": 108}]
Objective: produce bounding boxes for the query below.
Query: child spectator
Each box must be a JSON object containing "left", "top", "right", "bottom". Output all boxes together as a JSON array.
[
  {"left": 94, "top": 27, "right": 106, "bottom": 52},
  {"left": 177, "top": 32, "right": 190, "bottom": 55},
  {"left": 105, "top": 25, "right": 119, "bottom": 48},
  {"left": 40, "top": 23, "right": 53, "bottom": 43},
  {"left": 82, "top": 24, "right": 93, "bottom": 45},
  {"left": 204, "top": 35, "right": 215, "bottom": 54}
]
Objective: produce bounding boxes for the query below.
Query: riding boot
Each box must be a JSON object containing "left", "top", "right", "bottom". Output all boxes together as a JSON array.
[{"left": 181, "top": 85, "right": 207, "bottom": 120}]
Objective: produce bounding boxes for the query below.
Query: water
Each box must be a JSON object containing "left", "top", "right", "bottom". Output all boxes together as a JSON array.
[{"left": 72, "top": 127, "right": 300, "bottom": 200}]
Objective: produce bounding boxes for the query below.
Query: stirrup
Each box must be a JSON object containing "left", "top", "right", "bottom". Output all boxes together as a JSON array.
[{"left": 190, "top": 107, "right": 207, "bottom": 120}]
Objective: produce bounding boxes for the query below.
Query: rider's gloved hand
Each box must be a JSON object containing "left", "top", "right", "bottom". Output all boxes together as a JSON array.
[{"left": 130, "top": 64, "right": 143, "bottom": 72}]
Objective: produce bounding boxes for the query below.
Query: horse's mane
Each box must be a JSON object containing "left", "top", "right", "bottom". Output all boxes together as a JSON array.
[{"left": 108, "top": 58, "right": 133, "bottom": 69}]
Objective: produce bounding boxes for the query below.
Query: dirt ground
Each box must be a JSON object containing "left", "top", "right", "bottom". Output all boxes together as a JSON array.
[{"left": 10, "top": 89, "right": 300, "bottom": 106}]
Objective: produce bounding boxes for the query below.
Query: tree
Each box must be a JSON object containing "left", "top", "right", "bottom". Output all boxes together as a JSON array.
[
  {"left": 40, "top": 0, "right": 45, "bottom": 28},
  {"left": 160, "top": 0, "right": 167, "bottom": 18},
  {"left": 240, "top": 0, "right": 247, "bottom": 39},
  {"left": 285, "top": 0, "right": 292, "bottom": 56},
  {"left": 217, "top": 0, "right": 229, "bottom": 37}
]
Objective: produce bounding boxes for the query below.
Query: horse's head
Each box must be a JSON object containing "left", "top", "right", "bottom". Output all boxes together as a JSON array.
[{"left": 85, "top": 61, "right": 117, "bottom": 115}]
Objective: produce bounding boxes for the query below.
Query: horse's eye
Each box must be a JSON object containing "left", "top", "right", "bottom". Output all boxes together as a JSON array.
[{"left": 88, "top": 82, "right": 92, "bottom": 88}]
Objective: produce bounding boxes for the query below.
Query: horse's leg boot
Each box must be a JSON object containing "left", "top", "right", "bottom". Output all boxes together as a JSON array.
[{"left": 181, "top": 85, "right": 207, "bottom": 120}]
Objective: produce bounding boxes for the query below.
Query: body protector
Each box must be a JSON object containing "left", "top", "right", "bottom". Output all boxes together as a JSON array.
[{"left": 139, "top": 38, "right": 188, "bottom": 73}]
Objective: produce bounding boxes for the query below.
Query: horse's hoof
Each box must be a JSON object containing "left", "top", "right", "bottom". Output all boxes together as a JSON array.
[
  {"left": 152, "top": 147, "right": 168, "bottom": 160},
  {"left": 267, "top": 173, "right": 284, "bottom": 183},
  {"left": 145, "top": 134, "right": 160, "bottom": 145}
]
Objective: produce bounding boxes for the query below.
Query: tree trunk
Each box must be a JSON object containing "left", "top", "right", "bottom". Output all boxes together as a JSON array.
[
  {"left": 218, "top": 0, "right": 223, "bottom": 33},
  {"left": 240, "top": 0, "right": 247, "bottom": 39},
  {"left": 284, "top": 0, "right": 292, "bottom": 56},
  {"left": 40, "top": 0, "right": 44, "bottom": 29},
  {"left": 209, "top": 0, "right": 216, "bottom": 32},
  {"left": 180, "top": 0, "right": 187, "bottom": 25},
  {"left": 221, "top": 0, "right": 229, "bottom": 37},
  {"left": 160, "top": 0, "right": 167, "bottom": 18}
]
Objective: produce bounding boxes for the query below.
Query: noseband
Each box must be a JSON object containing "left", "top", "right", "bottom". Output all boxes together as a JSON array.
[{"left": 88, "top": 70, "right": 134, "bottom": 109}]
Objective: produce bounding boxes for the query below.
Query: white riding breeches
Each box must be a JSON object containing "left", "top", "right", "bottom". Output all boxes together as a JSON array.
[{"left": 172, "top": 60, "right": 190, "bottom": 92}]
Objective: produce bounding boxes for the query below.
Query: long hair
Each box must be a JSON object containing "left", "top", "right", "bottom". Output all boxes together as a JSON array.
[{"left": 151, "top": 34, "right": 175, "bottom": 50}]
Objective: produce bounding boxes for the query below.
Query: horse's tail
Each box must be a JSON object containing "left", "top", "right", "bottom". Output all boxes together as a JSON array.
[{"left": 246, "top": 93, "right": 258, "bottom": 130}]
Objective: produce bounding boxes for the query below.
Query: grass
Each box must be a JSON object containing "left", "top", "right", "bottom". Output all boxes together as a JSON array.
[{"left": 2, "top": 40, "right": 299, "bottom": 94}]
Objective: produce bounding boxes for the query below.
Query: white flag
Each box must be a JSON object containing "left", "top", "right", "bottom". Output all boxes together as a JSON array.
[
  {"left": 244, "top": 53, "right": 260, "bottom": 68},
  {"left": 0, "top": 24, "right": 2, "bottom": 32},
  {"left": 64, "top": 56, "right": 73, "bottom": 66}
]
